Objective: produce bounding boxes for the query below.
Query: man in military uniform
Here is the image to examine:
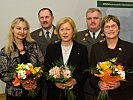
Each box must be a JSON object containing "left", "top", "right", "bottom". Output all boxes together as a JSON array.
[
  {"left": 76, "top": 8, "right": 104, "bottom": 100},
  {"left": 31, "top": 8, "right": 59, "bottom": 57},
  {"left": 30, "top": 8, "right": 59, "bottom": 100}
]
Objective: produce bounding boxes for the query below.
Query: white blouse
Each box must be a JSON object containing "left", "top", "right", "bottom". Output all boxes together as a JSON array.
[{"left": 61, "top": 43, "right": 73, "bottom": 65}]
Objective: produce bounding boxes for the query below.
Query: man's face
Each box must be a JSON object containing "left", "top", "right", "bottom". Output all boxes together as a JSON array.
[
  {"left": 38, "top": 10, "right": 54, "bottom": 30},
  {"left": 86, "top": 11, "right": 102, "bottom": 32}
]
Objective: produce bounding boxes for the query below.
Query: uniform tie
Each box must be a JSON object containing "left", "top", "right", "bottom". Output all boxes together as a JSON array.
[
  {"left": 46, "top": 31, "right": 51, "bottom": 44},
  {"left": 93, "top": 32, "right": 95, "bottom": 39}
]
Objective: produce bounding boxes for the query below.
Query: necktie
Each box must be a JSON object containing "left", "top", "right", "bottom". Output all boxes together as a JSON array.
[
  {"left": 46, "top": 31, "right": 51, "bottom": 44},
  {"left": 93, "top": 32, "right": 95, "bottom": 39}
]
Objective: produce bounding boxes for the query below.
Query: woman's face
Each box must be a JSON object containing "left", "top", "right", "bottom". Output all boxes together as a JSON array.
[
  {"left": 12, "top": 21, "right": 28, "bottom": 41},
  {"left": 59, "top": 22, "right": 74, "bottom": 43},
  {"left": 104, "top": 20, "right": 119, "bottom": 39}
]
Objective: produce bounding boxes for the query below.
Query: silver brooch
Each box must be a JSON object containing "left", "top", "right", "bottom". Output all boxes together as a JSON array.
[{"left": 119, "top": 48, "right": 122, "bottom": 51}]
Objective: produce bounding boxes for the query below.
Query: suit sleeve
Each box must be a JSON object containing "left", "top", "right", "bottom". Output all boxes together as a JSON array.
[
  {"left": 89, "top": 45, "right": 100, "bottom": 89},
  {"left": 0, "top": 48, "right": 12, "bottom": 84},
  {"left": 43, "top": 45, "right": 53, "bottom": 72},
  {"left": 119, "top": 43, "right": 133, "bottom": 89},
  {"left": 74, "top": 45, "right": 89, "bottom": 87}
]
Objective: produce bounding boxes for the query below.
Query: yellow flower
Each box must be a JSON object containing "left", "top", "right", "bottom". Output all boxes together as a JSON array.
[
  {"left": 28, "top": 64, "right": 33, "bottom": 69},
  {"left": 39, "top": 31, "right": 43, "bottom": 36},
  {"left": 110, "top": 58, "right": 117, "bottom": 63},
  {"left": 100, "top": 63, "right": 108, "bottom": 70},
  {"left": 34, "top": 67, "right": 41, "bottom": 73},
  {"left": 99, "top": 70, "right": 104, "bottom": 74},
  {"left": 16, "top": 64, "right": 25, "bottom": 70},
  {"left": 97, "top": 61, "right": 111, "bottom": 71},
  {"left": 30, "top": 68, "right": 36, "bottom": 74},
  {"left": 54, "top": 29, "right": 58, "bottom": 35}
]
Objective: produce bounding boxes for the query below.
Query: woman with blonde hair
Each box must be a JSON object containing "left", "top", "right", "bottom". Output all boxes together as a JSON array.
[
  {"left": 0, "top": 17, "right": 44, "bottom": 100},
  {"left": 44, "top": 17, "right": 88, "bottom": 100}
]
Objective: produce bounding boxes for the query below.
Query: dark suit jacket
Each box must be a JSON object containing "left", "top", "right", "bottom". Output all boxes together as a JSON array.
[
  {"left": 30, "top": 26, "right": 59, "bottom": 57},
  {"left": 44, "top": 41, "right": 88, "bottom": 100},
  {"left": 76, "top": 29, "right": 104, "bottom": 64},
  {"left": 90, "top": 38, "right": 133, "bottom": 100}
]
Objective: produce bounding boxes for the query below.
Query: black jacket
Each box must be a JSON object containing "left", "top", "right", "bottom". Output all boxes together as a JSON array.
[
  {"left": 90, "top": 38, "right": 133, "bottom": 100},
  {"left": 44, "top": 40, "right": 88, "bottom": 100}
]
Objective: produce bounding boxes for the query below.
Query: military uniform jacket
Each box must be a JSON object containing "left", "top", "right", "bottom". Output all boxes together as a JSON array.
[
  {"left": 76, "top": 29, "right": 104, "bottom": 64},
  {"left": 30, "top": 25, "right": 59, "bottom": 57}
]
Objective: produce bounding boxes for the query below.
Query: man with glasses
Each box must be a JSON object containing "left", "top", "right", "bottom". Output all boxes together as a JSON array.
[{"left": 76, "top": 8, "right": 104, "bottom": 100}]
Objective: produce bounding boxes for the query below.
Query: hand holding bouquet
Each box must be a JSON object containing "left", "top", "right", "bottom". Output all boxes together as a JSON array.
[
  {"left": 90, "top": 58, "right": 125, "bottom": 100},
  {"left": 45, "top": 61, "right": 76, "bottom": 100},
  {"left": 12, "top": 63, "right": 43, "bottom": 98}
]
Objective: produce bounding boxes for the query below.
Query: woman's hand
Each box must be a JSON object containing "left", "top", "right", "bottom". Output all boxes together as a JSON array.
[
  {"left": 98, "top": 81, "right": 110, "bottom": 90},
  {"left": 55, "top": 78, "right": 77, "bottom": 90},
  {"left": 98, "top": 81, "right": 120, "bottom": 90},
  {"left": 55, "top": 82, "right": 65, "bottom": 89},
  {"left": 107, "top": 82, "right": 120, "bottom": 90},
  {"left": 65, "top": 78, "right": 77, "bottom": 89}
]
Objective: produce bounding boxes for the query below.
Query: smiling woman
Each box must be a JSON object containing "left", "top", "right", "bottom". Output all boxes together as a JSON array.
[
  {"left": 44, "top": 17, "right": 88, "bottom": 100},
  {"left": 90, "top": 15, "right": 133, "bottom": 100},
  {"left": 0, "top": 17, "right": 44, "bottom": 100}
]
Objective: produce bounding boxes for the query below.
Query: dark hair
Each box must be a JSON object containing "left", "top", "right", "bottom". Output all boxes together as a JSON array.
[
  {"left": 101, "top": 15, "right": 120, "bottom": 33},
  {"left": 38, "top": 8, "right": 53, "bottom": 16}
]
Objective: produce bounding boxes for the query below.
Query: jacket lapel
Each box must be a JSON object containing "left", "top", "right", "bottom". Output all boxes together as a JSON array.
[
  {"left": 114, "top": 39, "right": 125, "bottom": 61},
  {"left": 85, "top": 31, "right": 94, "bottom": 43},
  {"left": 85, "top": 30, "right": 104, "bottom": 44},
  {"left": 57, "top": 42, "right": 63, "bottom": 62},
  {"left": 100, "top": 41, "right": 109, "bottom": 61},
  {"left": 50, "top": 26, "right": 59, "bottom": 43},
  {"left": 67, "top": 41, "right": 77, "bottom": 65}
]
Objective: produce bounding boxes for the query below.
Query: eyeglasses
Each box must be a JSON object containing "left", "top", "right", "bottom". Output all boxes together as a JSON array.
[{"left": 104, "top": 24, "right": 118, "bottom": 30}]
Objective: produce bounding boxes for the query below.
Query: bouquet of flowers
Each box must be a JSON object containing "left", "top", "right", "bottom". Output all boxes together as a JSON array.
[
  {"left": 45, "top": 60, "right": 76, "bottom": 100},
  {"left": 90, "top": 58, "right": 125, "bottom": 100},
  {"left": 12, "top": 63, "right": 43, "bottom": 98}
]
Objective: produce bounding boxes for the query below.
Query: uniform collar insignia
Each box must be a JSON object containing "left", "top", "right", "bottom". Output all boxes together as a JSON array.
[
  {"left": 101, "top": 33, "right": 105, "bottom": 37},
  {"left": 85, "top": 33, "right": 89, "bottom": 37},
  {"left": 54, "top": 29, "right": 58, "bottom": 35},
  {"left": 39, "top": 30, "right": 43, "bottom": 36},
  {"left": 82, "top": 38, "right": 86, "bottom": 41}
]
